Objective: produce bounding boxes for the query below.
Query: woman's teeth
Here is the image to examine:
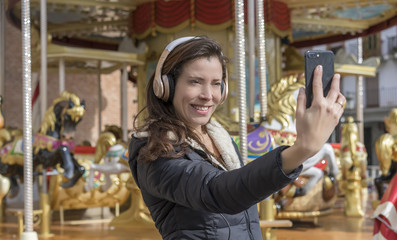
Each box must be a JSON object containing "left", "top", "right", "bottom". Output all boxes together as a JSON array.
[{"left": 193, "top": 105, "right": 209, "bottom": 111}]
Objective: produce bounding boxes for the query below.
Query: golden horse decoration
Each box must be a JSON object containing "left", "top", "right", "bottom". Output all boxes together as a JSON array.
[
  {"left": 374, "top": 108, "right": 397, "bottom": 200},
  {"left": 339, "top": 116, "right": 367, "bottom": 217}
]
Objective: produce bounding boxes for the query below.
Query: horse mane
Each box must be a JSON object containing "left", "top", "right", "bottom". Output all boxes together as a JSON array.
[
  {"left": 266, "top": 74, "right": 304, "bottom": 130},
  {"left": 39, "top": 91, "right": 82, "bottom": 134}
]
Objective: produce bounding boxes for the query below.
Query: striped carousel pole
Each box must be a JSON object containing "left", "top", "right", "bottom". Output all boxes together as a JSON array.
[
  {"left": 21, "top": 0, "right": 38, "bottom": 239},
  {"left": 247, "top": 0, "right": 255, "bottom": 122},
  {"left": 235, "top": 0, "right": 248, "bottom": 163},
  {"left": 256, "top": 0, "right": 267, "bottom": 121},
  {"left": 39, "top": 0, "right": 53, "bottom": 236},
  {"left": 255, "top": 0, "right": 273, "bottom": 236},
  {"left": 0, "top": 0, "right": 5, "bottom": 98}
]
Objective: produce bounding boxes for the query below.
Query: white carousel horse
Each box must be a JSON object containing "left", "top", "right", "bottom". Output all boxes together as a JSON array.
[
  {"left": 0, "top": 174, "right": 10, "bottom": 205},
  {"left": 84, "top": 130, "right": 130, "bottom": 192},
  {"left": 85, "top": 144, "right": 130, "bottom": 192}
]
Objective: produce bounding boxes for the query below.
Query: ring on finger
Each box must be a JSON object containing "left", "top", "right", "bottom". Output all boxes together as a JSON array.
[{"left": 336, "top": 100, "right": 344, "bottom": 107}]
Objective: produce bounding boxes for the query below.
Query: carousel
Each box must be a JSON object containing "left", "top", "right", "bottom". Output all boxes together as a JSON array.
[{"left": 1, "top": 0, "right": 397, "bottom": 239}]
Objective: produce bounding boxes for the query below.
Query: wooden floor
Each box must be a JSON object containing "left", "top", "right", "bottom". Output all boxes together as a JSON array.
[{"left": 0, "top": 193, "right": 376, "bottom": 240}]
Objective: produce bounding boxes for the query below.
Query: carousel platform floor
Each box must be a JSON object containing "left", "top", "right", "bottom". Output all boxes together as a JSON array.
[{"left": 0, "top": 192, "right": 376, "bottom": 240}]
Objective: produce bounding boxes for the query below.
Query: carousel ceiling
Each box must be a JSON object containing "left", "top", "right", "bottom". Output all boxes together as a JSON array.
[
  {"left": 7, "top": 0, "right": 156, "bottom": 47},
  {"left": 6, "top": 0, "right": 397, "bottom": 48},
  {"left": 282, "top": 0, "right": 397, "bottom": 47}
]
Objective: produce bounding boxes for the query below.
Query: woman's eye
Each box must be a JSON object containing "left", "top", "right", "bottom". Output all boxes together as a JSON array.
[{"left": 190, "top": 80, "right": 199, "bottom": 84}]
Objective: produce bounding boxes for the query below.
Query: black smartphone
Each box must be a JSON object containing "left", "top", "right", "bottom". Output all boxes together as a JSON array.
[{"left": 305, "top": 50, "right": 334, "bottom": 108}]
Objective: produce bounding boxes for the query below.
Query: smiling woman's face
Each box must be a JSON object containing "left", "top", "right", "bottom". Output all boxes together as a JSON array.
[{"left": 172, "top": 56, "right": 223, "bottom": 133}]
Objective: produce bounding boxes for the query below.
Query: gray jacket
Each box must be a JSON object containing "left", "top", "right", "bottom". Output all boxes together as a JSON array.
[{"left": 129, "top": 135, "right": 301, "bottom": 240}]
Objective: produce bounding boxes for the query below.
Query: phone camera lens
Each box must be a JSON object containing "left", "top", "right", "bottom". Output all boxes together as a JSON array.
[{"left": 308, "top": 52, "right": 317, "bottom": 58}]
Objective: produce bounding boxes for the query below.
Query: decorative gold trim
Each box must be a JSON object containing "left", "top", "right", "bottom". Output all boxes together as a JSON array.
[
  {"left": 268, "top": 23, "right": 291, "bottom": 38},
  {"left": 195, "top": 20, "right": 233, "bottom": 32},
  {"left": 156, "top": 21, "right": 190, "bottom": 34},
  {"left": 335, "top": 64, "right": 378, "bottom": 77},
  {"left": 279, "top": 0, "right": 397, "bottom": 10},
  {"left": 48, "top": 20, "right": 129, "bottom": 35},
  {"left": 29, "top": 0, "right": 149, "bottom": 10},
  {"left": 276, "top": 208, "right": 333, "bottom": 219},
  {"left": 32, "top": 43, "right": 145, "bottom": 74},
  {"left": 46, "top": 44, "right": 143, "bottom": 65},
  {"left": 133, "top": 28, "right": 153, "bottom": 40},
  {"left": 292, "top": 16, "right": 370, "bottom": 30}
]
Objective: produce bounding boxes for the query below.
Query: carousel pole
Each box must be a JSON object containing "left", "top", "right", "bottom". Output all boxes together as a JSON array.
[
  {"left": 0, "top": 0, "right": 5, "bottom": 98},
  {"left": 235, "top": 0, "right": 248, "bottom": 162},
  {"left": 40, "top": 0, "right": 47, "bottom": 119},
  {"left": 21, "top": 0, "right": 38, "bottom": 238},
  {"left": 39, "top": 0, "right": 52, "bottom": 236},
  {"left": 98, "top": 60, "right": 102, "bottom": 135},
  {"left": 121, "top": 63, "right": 128, "bottom": 143},
  {"left": 59, "top": 58, "right": 65, "bottom": 93},
  {"left": 256, "top": 0, "right": 267, "bottom": 121},
  {"left": 0, "top": 0, "right": 5, "bottom": 223},
  {"left": 247, "top": 0, "right": 255, "bottom": 122},
  {"left": 39, "top": 168, "right": 53, "bottom": 237},
  {"left": 255, "top": 2, "right": 275, "bottom": 239},
  {"left": 356, "top": 37, "right": 364, "bottom": 142}
]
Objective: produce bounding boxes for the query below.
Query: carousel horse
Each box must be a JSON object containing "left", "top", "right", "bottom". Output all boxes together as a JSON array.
[
  {"left": 0, "top": 174, "right": 10, "bottom": 205},
  {"left": 49, "top": 125, "right": 130, "bottom": 214},
  {"left": 0, "top": 91, "right": 86, "bottom": 191},
  {"left": 339, "top": 116, "right": 367, "bottom": 217},
  {"left": 85, "top": 126, "right": 129, "bottom": 192},
  {"left": 0, "top": 98, "right": 22, "bottom": 198},
  {"left": 80, "top": 125, "right": 153, "bottom": 228},
  {"left": 374, "top": 108, "right": 397, "bottom": 200}
]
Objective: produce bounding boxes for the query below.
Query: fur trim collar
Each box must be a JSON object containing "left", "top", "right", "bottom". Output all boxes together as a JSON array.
[
  {"left": 187, "top": 120, "right": 241, "bottom": 171},
  {"left": 132, "top": 120, "right": 241, "bottom": 171}
]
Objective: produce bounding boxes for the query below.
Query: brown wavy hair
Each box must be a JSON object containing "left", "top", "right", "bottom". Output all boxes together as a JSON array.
[{"left": 134, "top": 36, "right": 228, "bottom": 162}]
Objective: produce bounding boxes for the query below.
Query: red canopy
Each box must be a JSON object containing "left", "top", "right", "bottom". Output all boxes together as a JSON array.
[{"left": 130, "top": 0, "right": 291, "bottom": 39}]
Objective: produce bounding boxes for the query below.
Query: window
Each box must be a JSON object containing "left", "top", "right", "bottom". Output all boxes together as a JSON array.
[{"left": 388, "top": 36, "right": 397, "bottom": 54}]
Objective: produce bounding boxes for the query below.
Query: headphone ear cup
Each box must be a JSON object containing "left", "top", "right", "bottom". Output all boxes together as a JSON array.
[
  {"left": 219, "top": 79, "right": 228, "bottom": 105},
  {"left": 167, "top": 74, "right": 175, "bottom": 102}
]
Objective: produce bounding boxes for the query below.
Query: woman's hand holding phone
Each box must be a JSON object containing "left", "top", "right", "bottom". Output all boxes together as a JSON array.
[{"left": 280, "top": 65, "right": 345, "bottom": 174}]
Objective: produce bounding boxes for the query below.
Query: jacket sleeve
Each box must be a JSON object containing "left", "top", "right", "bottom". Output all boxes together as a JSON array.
[{"left": 135, "top": 144, "right": 302, "bottom": 215}]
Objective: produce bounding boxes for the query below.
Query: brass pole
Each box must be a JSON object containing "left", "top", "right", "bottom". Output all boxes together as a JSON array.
[
  {"left": 39, "top": 169, "right": 53, "bottom": 237},
  {"left": 259, "top": 198, "right": 276, "bottom": 240}
]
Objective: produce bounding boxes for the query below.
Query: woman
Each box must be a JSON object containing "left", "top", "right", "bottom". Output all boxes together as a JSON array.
[{"left": 129, "top": 36, "right": 345, "bottom": 239}]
